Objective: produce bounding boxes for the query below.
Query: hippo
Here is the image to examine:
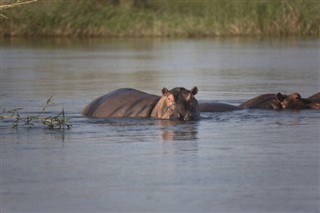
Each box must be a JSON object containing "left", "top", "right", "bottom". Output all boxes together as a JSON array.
[
  {"left": 82, "top": 87, "right": 200, "bottom": 120},
  {"left": 239, "top": 92, "right": 320, "bottom": 110}
]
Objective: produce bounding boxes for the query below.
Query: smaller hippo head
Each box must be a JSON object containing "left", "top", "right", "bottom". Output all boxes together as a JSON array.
[
  {"left": 152, "top": 87, "right": 200, "bottom": 120},
  {"left": 276, "top": 92, "right": 311, "bottom": 109}
]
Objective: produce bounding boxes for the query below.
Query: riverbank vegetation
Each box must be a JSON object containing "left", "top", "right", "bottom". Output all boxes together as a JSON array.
[{"left": 1, "top": 0, "right": 319, "bottom": 37}]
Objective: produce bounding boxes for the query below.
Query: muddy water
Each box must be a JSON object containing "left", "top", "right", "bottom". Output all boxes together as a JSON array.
[{"left": 1, "top": 38, "right": 319, "bottom": 213}]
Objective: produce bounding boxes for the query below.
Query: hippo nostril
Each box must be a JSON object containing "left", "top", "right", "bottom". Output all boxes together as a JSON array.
[
  {"left": 170, "top": 113, "right": 180, "bottom": 120},
  {"left": 184, "top": 114, "right": 192, "bottom": 121}
]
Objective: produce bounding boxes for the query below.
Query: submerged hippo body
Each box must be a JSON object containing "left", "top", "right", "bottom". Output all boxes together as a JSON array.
[
  {"left": 307, "top": 92, "right": 320, "bottom": 103},
  {"left": 239, "top": 92, "right": 320, "bottom": 110},
  {"left": 199, "top": 102, "right": 241, "bottom": 112},
  {"left": 239, "top": 94, "right": 281, "bottom": 109},
  {"left": 306, "top": 92, "right": 320, "bottom": 109},
  {"left": 82, "top": 87, "right": 200, "bottom": 120}
]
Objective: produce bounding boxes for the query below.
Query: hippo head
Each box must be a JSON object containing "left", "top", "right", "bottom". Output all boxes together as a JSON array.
[
  {"left": 152, "top": 87, "right": 200, "bottom": 121},
  {"left": 276, "top": 92, "right": 311, "bottom": 109}
]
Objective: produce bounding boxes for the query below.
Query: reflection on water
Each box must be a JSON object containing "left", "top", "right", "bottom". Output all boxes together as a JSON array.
[
  {"left": 1, "top": 37, "right": 319, "bottom": 213},
  {"left": 82, "top": 118, "right": 199, "bottom": 142},
  {"left": 155, "top": 120, "right": 199, "bottom": 141}
]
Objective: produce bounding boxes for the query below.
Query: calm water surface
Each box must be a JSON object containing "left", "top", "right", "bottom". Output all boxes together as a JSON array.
[{"left": 1, "top": 38, "right": 319, "bottom": 213}]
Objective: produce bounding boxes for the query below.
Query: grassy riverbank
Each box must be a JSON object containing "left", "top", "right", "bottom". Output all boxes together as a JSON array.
[{"left": 1, "top": 0, "right": 319, "bottom": 37}]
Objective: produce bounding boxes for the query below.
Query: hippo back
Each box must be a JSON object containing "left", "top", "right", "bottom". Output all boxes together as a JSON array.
[
  {"left": 305, "top": 92, "right": 320, "bottom": 109},
  {"left": 307, "top": 92, "right": 320, "bottom": 103},
  {"left": 199, "top": 102, "right": 241, "bottom": 112},
  {"left": 239, "top": 94, "right": 281, "bottom": 109},
  {"left": 82, "top": 88, "right": 160, "bottom": 118}
]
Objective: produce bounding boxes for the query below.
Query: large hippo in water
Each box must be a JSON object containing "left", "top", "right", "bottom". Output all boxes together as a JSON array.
[
  {"left": 82, "top": 87, "right": 200, "bottom": 120},
  {"left": 239, "top": 92, "right": 320, "bottom": 110}
]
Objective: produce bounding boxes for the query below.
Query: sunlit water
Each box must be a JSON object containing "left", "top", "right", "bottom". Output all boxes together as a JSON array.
[{"left": 1, "top": 38, "right": 319, "bottom": 213}]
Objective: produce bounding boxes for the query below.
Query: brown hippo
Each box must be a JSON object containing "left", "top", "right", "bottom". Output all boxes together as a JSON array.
[
  {"left": 239, "top": 92, "right": 320, "bottom": 110},
  {"left": 82, "top": 87, "right": 200, "bottom": 120}
]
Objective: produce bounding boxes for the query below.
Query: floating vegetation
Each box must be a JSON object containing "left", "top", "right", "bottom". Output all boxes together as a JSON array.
[{"left": 0, "top": 96, "right": 72, "bottom": 129}]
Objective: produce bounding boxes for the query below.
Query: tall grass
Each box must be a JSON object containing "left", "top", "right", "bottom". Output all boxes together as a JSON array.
[{"left": 1, "top": 0, "right": 319, "bottom": 37}]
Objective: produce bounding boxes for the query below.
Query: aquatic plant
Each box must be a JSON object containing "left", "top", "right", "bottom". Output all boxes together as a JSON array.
[{"left": 0, "top": 96, "right": 72, "bottom": 129}]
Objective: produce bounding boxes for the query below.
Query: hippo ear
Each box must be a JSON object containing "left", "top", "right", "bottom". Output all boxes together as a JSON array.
[
  {"left": 293, "top": 93, "right": 301, "bottom": 100},
  {"left": 162, "top": 87, "right": 169, "bottom": 95},
  {"left": 277, "top": 93, "right": 286, "bottom": 102},
  {"left": 191, "top": 87, "right": 198, "bottom": 96}
]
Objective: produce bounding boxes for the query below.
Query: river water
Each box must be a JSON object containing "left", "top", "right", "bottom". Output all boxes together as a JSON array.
[{"left": 1, "top": 38, "right": 319, "bottom": 213}]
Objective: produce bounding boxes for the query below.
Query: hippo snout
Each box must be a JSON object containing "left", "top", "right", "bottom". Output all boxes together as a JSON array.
[
  {"left": 183, "top": 113, "right": 193, "bottom": 121},
  {"left": 173, "top": 112, "right": 198, "bottom": 121},
  {"left": 169, "top": 113, "right": 191, "bottom": 121},
  {"left": 169, "top": 113, "right": 181, "bottom": 120}
]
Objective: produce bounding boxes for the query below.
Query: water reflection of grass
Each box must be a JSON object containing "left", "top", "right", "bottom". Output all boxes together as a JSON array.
[{"left": 1, "top": 0, "right": 319, "bottom": 37}]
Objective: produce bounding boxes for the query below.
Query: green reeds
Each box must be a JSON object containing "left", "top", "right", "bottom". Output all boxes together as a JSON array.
[
  {"left": 1, "top": 0, "right": 319, "bottom": 37},
  {"left": 1, "top": 96, "right": 72, "bottom": 129}
]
